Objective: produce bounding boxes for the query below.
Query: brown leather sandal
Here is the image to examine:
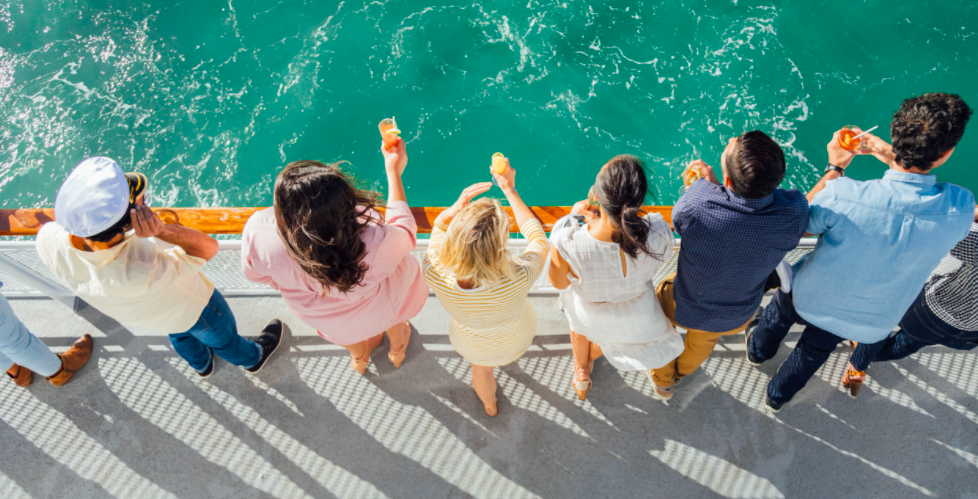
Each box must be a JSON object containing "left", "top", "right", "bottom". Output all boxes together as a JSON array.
[
  {"left": 6, "top": 364, "right": 33, "bottom": 387},
  {"left": 46, "top": 334, "right": 93, "bottom": 386},
  {"left": 388, "top": 322, "right": 411, "bottom": 368},
  {"left": 351, "top": 334, "right": 384, "bottom": 375}
]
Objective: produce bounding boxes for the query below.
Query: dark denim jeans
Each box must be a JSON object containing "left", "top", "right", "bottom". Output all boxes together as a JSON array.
[
  {"left": 850, "top": 289, "right": 978, "bottom": 369},
  {"left": 169, "top": 289, "right": 261, "bottom": 372},
  {"left": 747, "top": 290, "right": 885, "bottom": 405}
]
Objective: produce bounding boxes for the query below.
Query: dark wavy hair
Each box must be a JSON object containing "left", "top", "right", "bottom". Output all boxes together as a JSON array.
[
  {"left": 594, "top": 155, "right": 664, "bottom": 260},
  {"left": 723, "top": 130, "right": 786, "bottom": 199},
  {"left": 87, "top": 202, "right": 136, "bottom": 243},
  {"left": 891, "top": 93, "right": 972, "bottom": 170},
  {"left": 273, "top": 160, "right": 384, "bottom": 294}
]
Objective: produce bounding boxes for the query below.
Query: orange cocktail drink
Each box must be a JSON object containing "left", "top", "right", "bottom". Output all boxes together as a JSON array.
[
  {"left": 379, "top": 117, "right": 401, "bottom": 151},
  {"left": 682, "top": 169, "right": 701, "bottom": 186},
  {"left": 491, "top": 152, "right": 508, "bottom": 175},
  {"left": 838, "top": 127, "right": 862, "bottom": 151}
]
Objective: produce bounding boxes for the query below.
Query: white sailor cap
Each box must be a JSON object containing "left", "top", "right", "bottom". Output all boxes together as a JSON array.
[{"left": 54, "top": 157, "right": 130, "bottom": 238}]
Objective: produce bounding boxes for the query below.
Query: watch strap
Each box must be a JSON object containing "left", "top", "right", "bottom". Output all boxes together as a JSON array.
[{"left": 825, "top": 164, "right": 846, "bottom": 176}]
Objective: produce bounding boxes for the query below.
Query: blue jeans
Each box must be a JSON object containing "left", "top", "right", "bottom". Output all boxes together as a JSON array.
[
  {"left": 850, "top": 289, "right": 978, "bottom": 369},
  {"left": 747, "top": 290, "right": 886, "bottom": 405},
  {"left": 0, "top": 294, "right": 63, "bottom": 376},
  {"left": 169, "top": 290, "right": 261, "bottom": 372}
]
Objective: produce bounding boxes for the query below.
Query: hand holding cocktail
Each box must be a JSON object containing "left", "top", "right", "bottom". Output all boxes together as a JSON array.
[
  {"left": 682, "top": 159, "right": 719, "bottom": 188},
  {"left": 490, "top": 154, "right": 516, "bottom": 192},
  {"left": 379, "top": 117, "right": 402, "bottom": 153},
  {"left": 382, "top": 130, "right": 408, "bottom": 177},
  {"left": 490, "top": 152, "right": 511, "bottom": 187}
]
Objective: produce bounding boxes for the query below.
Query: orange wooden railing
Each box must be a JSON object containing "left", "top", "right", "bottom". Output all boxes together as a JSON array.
[{"left": 0, "top": 206, "right": 674, "bottom": 236}]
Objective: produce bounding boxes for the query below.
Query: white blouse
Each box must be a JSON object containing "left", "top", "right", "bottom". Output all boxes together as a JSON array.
[{"left": 550, "top": 213, "right": 684, "bottom": 371}]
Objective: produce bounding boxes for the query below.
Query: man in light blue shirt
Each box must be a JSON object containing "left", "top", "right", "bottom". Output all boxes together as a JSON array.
[{"left": 746, "top": 93, "right": 975, "bottom": 411}]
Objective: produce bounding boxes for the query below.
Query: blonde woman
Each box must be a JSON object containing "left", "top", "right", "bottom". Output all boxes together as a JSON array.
[
  {"left": 423, "top": 162, "right": 549, "bottom": 416},
  {"left": 548, "top": 155, "right": 684, "bottom": 400}
]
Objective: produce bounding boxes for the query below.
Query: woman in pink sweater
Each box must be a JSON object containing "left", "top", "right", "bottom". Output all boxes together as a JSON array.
[{"left": 241, "top": 139, "right": 428, "bottom": 374}]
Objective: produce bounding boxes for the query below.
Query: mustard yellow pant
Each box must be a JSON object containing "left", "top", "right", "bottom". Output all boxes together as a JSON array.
[{"left": 650, "top": 274, "right": 751, "bottom": 387}]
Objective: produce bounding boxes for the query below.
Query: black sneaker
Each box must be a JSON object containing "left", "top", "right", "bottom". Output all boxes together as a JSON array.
[
  {"left": 196, "top": 350, "right": 215, "bottom": 378},
  {"left": 765, "top": 396, "right": 784, "bottom": 413},
  {"left": 744, "top": 307, "right": 764, "bottom": 366},
  {"left": 246, "top": 319, "right": 283, "bottom": 374}
]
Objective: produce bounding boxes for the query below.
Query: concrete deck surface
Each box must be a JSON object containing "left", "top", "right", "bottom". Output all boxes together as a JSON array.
[{"left": 0, "top": 293, "right": 976, "bottom": 499}]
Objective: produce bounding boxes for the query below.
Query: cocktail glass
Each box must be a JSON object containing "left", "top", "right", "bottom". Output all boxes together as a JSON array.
[
  {"left": 379, "top": 117, "right": 401, "bottom": 152},
  {"left": 491, "top": 152, "right": 507, "bottom": 186},
  {"left": 838, "top": 125, "right": 868, "bottom": 152}
]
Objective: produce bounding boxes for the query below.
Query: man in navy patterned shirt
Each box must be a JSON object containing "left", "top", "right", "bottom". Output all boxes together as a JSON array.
[{"left": 649, "top": 131, "right": 809, "bottom": 399}]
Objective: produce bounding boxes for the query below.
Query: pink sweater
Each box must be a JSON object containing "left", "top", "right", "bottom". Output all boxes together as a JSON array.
[{"left": 241, "top": 201, "right": 429, "bottom": 344}]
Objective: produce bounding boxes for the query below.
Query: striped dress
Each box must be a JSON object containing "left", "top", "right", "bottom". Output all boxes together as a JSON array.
[{"left": 423, "top": 218, "right": 549, "bottom": 366}]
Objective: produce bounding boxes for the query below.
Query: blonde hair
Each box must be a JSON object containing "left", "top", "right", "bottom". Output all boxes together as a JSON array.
[{"left": 439, "top": 198, "right": 519, "bottom": 288}]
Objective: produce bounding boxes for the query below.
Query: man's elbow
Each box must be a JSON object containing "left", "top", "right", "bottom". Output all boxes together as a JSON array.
[{"left": 200, "top": 238, "right": 220, "bottom": 261}]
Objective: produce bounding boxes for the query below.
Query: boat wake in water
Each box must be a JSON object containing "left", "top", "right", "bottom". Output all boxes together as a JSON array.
[{"left": 0, "top": 1, "right": 975, "bottom": 208}]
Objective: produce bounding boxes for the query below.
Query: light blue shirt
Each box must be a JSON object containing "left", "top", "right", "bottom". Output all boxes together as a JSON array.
[{"left": 792, "top": 170, "right": 975, "bottom": 343}]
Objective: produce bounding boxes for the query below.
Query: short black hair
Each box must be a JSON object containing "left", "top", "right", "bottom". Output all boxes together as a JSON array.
[
  {"left": 724, "top": 130, "right": 786, "bottom": 199},
  {"left": 85, "top": 203, "right": 135, "bottom": 243},
  {"left": 891, "top": 93, "right": 972, "bottom": 170}
]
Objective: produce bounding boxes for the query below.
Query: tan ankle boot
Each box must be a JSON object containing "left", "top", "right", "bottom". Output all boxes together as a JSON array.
[
  {"left": 46, "top": 334, "right": 93, "bottom": 386},
  {"left": 6, "top": 364, "right": 33, "bottom": 387}
]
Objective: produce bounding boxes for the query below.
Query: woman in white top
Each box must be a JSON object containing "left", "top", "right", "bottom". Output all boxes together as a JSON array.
[{"left": 548, "top": 155, "right": 684, "bottom": 400}]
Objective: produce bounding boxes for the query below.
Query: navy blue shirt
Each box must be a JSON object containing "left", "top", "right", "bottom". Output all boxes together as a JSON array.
[{"left": 672, "top": 180, "right": 809, "bottom": 332}]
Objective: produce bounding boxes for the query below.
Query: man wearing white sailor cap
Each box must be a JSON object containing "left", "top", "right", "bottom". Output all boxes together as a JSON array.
[{"left": 37, "top": 157, "right": 282, "bottom": 377}]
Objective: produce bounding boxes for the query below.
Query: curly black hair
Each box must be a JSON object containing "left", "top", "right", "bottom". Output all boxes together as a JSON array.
[
  {"left": 891, "top": 93, "right": 972, "bottom": 170},
  {"left": 723, "top": 130, "right": 786, "bottom": 199},
  {"left": 273, "top": 160, "right": 384, "bottom": 294}
]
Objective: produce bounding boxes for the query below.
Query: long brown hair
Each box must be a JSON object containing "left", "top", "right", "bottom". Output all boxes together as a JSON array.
[{"left": 273, "top": 160, "right": 383, "bottom": 294}]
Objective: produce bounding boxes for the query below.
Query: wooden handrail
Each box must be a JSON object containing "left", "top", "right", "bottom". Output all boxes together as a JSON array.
[{"left": 0, "top": 206, "right": 674, "bottom": 236}]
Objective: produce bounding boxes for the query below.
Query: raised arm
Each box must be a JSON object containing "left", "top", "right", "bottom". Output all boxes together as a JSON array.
[
  {"left": 382, "top": 137, "right": 408, "bottom": 205},
  {"left": 807, "top": 129, "right": 859, "bottom": 204},
  {"left": 490, "top": 159, "right": 536, "bottom": 231},
  {"left": 132, "top": 205, "right": 218, "bottom": 261}
]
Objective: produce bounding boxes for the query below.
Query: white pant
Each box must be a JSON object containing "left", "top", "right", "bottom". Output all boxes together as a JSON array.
[{"left": 0, "top": 294, "right": 62, "bottom": 376}]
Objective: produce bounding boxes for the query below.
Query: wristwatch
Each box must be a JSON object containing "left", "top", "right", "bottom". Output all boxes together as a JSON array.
[{"left": 825, "top": 163, "right": 845, "bottom": 176}]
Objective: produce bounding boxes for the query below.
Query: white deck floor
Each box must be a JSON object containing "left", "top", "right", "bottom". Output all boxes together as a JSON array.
[{"left": 1, "top": 293, "right": 976, "bottom": 498}]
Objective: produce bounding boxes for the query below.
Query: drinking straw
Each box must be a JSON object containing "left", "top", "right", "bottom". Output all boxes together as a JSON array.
[{"left": 852, "top": 125, "right": 879, "bottom": 140}]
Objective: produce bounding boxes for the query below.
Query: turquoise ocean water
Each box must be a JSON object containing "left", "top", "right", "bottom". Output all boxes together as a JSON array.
[{"left": 1, "top": 1, "right": 976, "bottom": 210}]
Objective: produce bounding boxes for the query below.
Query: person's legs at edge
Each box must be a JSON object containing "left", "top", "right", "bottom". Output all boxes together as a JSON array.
[
  {"left": 341, "top": 332, "right": 384, "bottom": 374},
  {"left": 874, "top": 288, "right": 977, "bottom": 361},
  {"left": 848, "top": 339, "right": 888, "bottom": 372},
  {"left": 471, "top": 364, "right": 498, "bottom": 416},
  {"left": 841, "top": 336, "right": 887, "bottom": 396},
  {"left": 872, "top": 332, "right": 932, "bottom": 362},
  {"left": 175, "top": 290, "right": 262, "bottom": 371},
  {"left": 674, "top": 330, "right": 727, "bottom": 379},
  {"left": 767, "top": 325, "right": 845, "bottom": 406},
  {"left": 748, "top": 290, "right": 802, "bottom": 363},
  {"left": 0, "top": 294, "right": 93, "bottom": 386},
  {"left": 589, "top": 341, "right": 603, "bottom": 369},
  {"left": 650, "top": 274, "right": 680, "bottom": 388},
  {"left": 0, "top": 294, "right": 63, "bottom": 377},
  {"left": 168, "top": 332, "right": 213, "bottom": 372},
  {"left": 570, "top": 329, "right": 597, "bottom": 399},
  {"left": 386, "top": 321, "right": 411, "bottom": 368},
  {"left": 570, "top": 329, "right": 592, "bottom": 378}
]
